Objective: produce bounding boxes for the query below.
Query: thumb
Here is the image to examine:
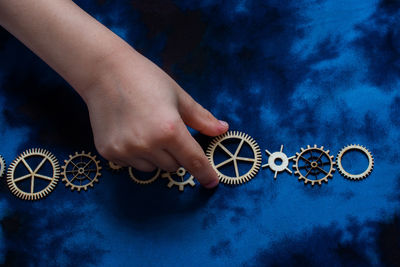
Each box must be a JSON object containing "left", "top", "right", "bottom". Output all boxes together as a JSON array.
[{"left": 178, "top": 91, "right": 229, "bottom": 136}]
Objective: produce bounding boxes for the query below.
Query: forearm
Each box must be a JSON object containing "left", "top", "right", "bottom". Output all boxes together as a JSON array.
[{"left": 0, "top": 0, "right": 131, "bottom": 98}]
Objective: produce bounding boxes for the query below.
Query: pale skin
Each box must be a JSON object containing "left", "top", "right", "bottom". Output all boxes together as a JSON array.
[{"left": 0, "top": 0, "right": 228, "bottom": 188}]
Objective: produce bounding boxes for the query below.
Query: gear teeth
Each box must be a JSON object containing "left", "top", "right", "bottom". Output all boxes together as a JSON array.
[
  {"left": 62, "top": 151, "right": 101, "bottom": 192},
  {"left": 129, "top": 167, "right": 160, "bottom": 185},
  {"left": 336, "top": 144, "right": 373, "bottom": 180},
  {"left": 293, "top": 145, "right": 335, "bottom": 187},
  {"left": 162, "top": 168, "right": 196, "bottom": 191},
  {"left": 108, "top": 161, "right": 123, "bottom": 171},
  {"left": 0, "top": 155, "right": 6, "bottom": 178},
  {"left": 7, "top": 148, "right": 60, "bottom": 201},
  {"left": 206, "top": 131, "right": 262, "bottom": 185}
]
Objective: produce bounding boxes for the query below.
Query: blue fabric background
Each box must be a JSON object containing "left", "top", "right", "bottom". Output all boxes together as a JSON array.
[{"left": 0, "top": 0, "right": 399, "bottom": 266}]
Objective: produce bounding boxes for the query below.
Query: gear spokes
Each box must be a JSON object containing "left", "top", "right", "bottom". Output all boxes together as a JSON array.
[
  {"left": 206, "top": 131, "right": 262, "bottom": 185},
  {"left": 162, "top": 167, "right": 195, "bottom": 191},
  {"left": 7, "top": 148, "right": 60, "bottom": 200},
  {"left": 262, "top": 145, "right": 294, "bottom": 179},
  {"left": 62, "top": 151, "right": 101, "bottom": 191},
  {"left": 293, "top": 145, "right": 335, "bottom": 186}
]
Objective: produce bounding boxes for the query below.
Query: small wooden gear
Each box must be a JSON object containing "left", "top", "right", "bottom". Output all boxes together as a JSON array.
[
  {"left": 108, "top": 161, "right": 123, "bottom": 171},
  {"left": 262, "top": 145, "right": 294, "bottom": 179},
  {"left": 61, "top": 151, "right": 101, "bottom": 191},
  {"left": 0, "top": 155, "right": 5, "bottom": 178},
  {"left": 206, "top": 131, "right": 262, "bottom": 185},
  {"left": 161, "top": 167, "right": 195, "bottom": 191},
  {"left": 293, "top": 145, "right": 335, "bottom": 186},
  {"left": 336, "top": 144, "right": 374, "bottom": 180},
  {"left": 128, "top": 167, "right": 160, "bottom": 185},
  {"left": 7, "top": 148, "right": 60, "bottom": 200}
]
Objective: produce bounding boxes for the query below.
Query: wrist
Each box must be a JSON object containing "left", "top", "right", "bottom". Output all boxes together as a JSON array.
[{"left": 75, "top": 43, "right": 138, "bottom": 104}]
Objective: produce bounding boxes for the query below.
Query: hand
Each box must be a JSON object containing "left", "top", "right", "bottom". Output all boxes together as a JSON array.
[
  {"left": 0, "top": 0, "right": 228, "bottom": 188},
  {"left": 83, "top": 48, "right": 229, "bottom": 188}
]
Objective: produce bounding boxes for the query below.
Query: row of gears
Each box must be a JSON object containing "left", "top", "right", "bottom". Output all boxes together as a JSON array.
[
  {"left": 2, "top": 148, "right": 198, "bottom": 200},
  {"left": 4, "top": 149, "right": 101, "bottom": 200},
  {"left": 110, "top": 131, "right": 374, "bottom": 190},
  {"left": 0, "top": 131, "right": 374, "bottom": 200},
  {"left": 206, "top": 131, "right": 374, "bottom": 186},
  {"left": 110, "top": 163, "right": 195, "bottom": 192},
  {"left": 207, "top": 131, "right": 373, "bottom": 186}
]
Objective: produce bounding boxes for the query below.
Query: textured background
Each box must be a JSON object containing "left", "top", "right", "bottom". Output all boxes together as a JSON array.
[{"left": 0, "top": 0, "right": 399, "bottom": 266}]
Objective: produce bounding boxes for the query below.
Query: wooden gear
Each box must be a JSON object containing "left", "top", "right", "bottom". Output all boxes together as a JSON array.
[
  {"left": 129, "top": 167, "right": 160, "bottom": 185},
  {"left": 262, "top": 145, "right": 294, "bottom": 179},
  {"left": 7, "top": 148, "right": 60, "bottom": 200},
  {"left": 206, "top": 131, "right": 262, "bottom": 185},
  {"left": 292, "top": 145, "right": 335, "bottom": 186},
  {"left": 0, "top": 155, "right": 5, "bottom": 178},
  {"left": 108, "top": 161, "right": 123, "bottom": 171},
  {"left": 161, "top": 167, "right": 195, "bottom": 191},
  {"left": 336, "top": 144, "right": 374, "bottom": 180},
  {"left": 61, "top": 151, "right": 101, "bottom": 191}
]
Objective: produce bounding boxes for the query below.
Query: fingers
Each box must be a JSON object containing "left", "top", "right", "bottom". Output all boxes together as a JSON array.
[
  {"left": 167, "top": 121, "right": 219, "bottom": 188},
  {"left": 146, "top": 150, "right": 180, "bottom": 172},
  {"left": 178, "top": 91, "right": 228, "bottom": 136},
  {"left": 127, "top": 158, "right": 157, "bottom": 172}
]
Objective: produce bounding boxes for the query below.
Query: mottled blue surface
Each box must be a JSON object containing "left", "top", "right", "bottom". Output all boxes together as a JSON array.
[{"left": 0, "top": 0, "right": 399, "bottom": 266}]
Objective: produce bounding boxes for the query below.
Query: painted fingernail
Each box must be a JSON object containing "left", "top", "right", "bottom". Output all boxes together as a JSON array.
[{"left": 204, "top": 179, "right": 219, "bottom": 189}]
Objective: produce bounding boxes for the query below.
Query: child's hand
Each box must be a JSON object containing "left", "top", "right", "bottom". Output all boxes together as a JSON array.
[
  {"left": 0, "top": 0, "right": 227, "bottom": 188},
  {"left": 83, "top": 49, "right": 228, "bottom": 188}
]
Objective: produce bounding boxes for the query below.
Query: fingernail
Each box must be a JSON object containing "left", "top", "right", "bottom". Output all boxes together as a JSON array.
[
  {"left": 218, "top": 120, "right": 229, "bottom": 128},
  {"left": 204, "top": 179, "right": 219, "bottom": 189}
]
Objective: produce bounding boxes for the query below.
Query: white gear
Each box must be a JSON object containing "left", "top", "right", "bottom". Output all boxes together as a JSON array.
[{"left": 262, "top": 145, "right": 294, "bottom": 178}]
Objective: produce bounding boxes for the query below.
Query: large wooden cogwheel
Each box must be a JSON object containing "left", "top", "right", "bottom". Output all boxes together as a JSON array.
[{"left": 206, "top": 131, "right": 262, "bottom": 185}]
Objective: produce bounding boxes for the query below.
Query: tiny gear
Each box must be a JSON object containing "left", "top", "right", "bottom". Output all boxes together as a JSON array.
[
  {"left": 336, "top": 144, "right": 374, "bottom": 180},
  {"left": 161, "top": 167, "right": 195, "bottom": 191},
  {"left": 7, "top": 148, "right": 60, "bottom": 200},
  {"left": 206, "top": 131, "right": 262, "bottom": 185},
  {"left": 293, "top": 145, "right": 335, "bottom": 186},
  {"left": 108, "top": 161, "right": 123, "bottom": 171},
  {"left": 129, "top": 167, "right": 160, "bottom": 185},
  {"left": 0, "top": 155, "right": 5, "bottom": 178},
  {"left": 262, "top": 145, "right": 294, "bottom": 179},
  {"left": 62, "top": 151, "right": 101, "bottom": 191}
]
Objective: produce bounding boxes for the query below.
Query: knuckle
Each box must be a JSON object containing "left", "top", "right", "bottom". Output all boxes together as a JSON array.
[
  {"left": 135, "top": 142, "right": 152, "bottom": 154},
  {"left": 159, "top": 119, "right": 180, "bottom": 140},
  {"left": 96, "top": 142, "right": 123, "bottom": 159},
  {"left": 96, "top": 145, "right": 108, "bottom": 159},
  {"left": 130, "top": 136, "right": 152, "bottom": 154}
]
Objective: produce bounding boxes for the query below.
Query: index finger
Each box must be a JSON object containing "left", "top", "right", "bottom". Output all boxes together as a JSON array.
[{"left": 167, "top": 122, "right": 219, "bottom": 188}]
